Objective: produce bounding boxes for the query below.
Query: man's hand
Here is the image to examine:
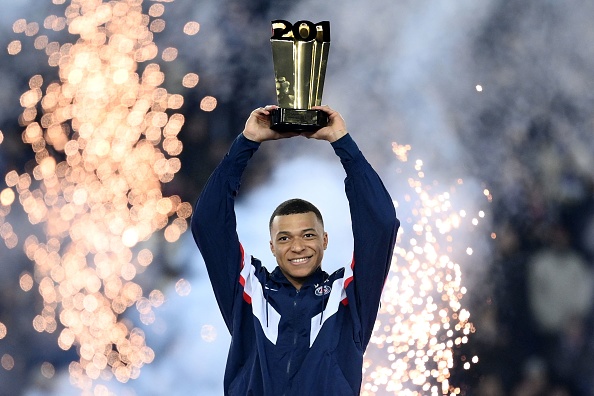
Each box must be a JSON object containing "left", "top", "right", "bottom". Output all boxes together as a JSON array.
[
  {"left": 242, "top": 105, "right": 299, "bottom": 143},
  {"left": 301, "top": 105, "right": 348, "bottom": 143}
]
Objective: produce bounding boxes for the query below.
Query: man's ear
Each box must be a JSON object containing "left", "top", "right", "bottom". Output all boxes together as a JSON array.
[
  {"left": 270, "top": 240, "right": 275, "bottom": 256},
  {"left": 323, "top": 232, "right": 328, "bottom": 250}
]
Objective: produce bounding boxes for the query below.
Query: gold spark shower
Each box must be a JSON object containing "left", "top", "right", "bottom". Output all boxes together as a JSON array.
[
  {"left": 362, "top": 143, "right": 491, "bottom": 395},
  {"left": 1, "top": 0, "right": 207, "bottom": 391}
]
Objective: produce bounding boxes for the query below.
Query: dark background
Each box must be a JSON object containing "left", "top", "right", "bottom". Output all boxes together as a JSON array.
[{"left": 1, "top": 0, "right": 594, "bottom": 395}]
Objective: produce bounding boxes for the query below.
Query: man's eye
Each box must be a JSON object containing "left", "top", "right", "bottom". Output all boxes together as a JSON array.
[
  {"left": 304, "top": 233, "right": 316, "bottom": 238},
  {"left": 278, "top": 236, "right": 289, "bottom": 241}
]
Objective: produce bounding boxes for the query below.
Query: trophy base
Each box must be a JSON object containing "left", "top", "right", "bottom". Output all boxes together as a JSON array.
[{"left": 270, "top": 108, "right": 328, "bottom": 132}]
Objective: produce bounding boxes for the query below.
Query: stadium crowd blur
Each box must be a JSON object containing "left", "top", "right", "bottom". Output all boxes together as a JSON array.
[
  {"left": 1, "top": 0, "right": 593, "bottom": 395},
  {"left": 464, "top": 117, "right": 594, "bottom": 395}
]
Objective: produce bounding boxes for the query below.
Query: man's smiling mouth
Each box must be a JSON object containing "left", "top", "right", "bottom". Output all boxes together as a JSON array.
[{"left": 289, "top": 256, "right": 311, "bottom": 264}]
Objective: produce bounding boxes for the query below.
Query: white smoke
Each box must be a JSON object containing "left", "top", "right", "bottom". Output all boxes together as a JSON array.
[
  {"left": 22, "top": 1, "right": 496, "bottom": 395},
  {"left": 11, "top": 0, "right": 594, "bottom": 394}
]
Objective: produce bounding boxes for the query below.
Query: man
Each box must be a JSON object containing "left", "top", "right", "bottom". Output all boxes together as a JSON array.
[{"left": 192, "top": 104, "right": 399, "bottom": 395}]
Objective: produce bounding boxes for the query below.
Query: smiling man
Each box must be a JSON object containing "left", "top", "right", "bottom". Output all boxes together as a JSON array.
[
  {"left": 269, "top": 199, "right": 328, "bottom": 288},
  {"left": 192, "top": 105, "right": 399, "bottom": 396}
]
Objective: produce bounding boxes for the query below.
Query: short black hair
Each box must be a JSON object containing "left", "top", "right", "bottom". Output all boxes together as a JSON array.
[{"left": 269, "top": 198, "right": 324, "bottom": 230}]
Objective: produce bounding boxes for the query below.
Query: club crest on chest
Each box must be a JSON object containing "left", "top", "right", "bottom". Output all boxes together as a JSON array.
[{"left": 314, "top": 285, "right": 332, "bottom": 297}]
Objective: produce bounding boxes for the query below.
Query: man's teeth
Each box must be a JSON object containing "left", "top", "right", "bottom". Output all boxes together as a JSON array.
[{"left": 291, "top": 257, "right": 308, "bottom": 263}]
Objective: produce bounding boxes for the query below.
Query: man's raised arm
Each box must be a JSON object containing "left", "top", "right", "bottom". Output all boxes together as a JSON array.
[
  {"left": 308, "top": 106, "right": 399, "bottom": 348},
  {"left": 191, "top": 106, "right": 297, "bottom": 330}
]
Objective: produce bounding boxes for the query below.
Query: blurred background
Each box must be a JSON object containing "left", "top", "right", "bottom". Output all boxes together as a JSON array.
[{"left": 1, "top": 0, "right": 594, "bottom": 395}]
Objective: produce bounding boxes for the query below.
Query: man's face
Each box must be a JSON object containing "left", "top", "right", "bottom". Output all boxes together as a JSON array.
[{"left": 269, "top": 212, "right": 328, "bottom": 290}]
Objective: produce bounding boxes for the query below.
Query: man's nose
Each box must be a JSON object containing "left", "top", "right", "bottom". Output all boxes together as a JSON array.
[{"left": 290, "top": 238, "right": 305, "bottom": 252}]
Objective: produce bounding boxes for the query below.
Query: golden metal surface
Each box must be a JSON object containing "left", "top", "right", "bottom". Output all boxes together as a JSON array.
[{"left": 271, "top": 21, "right": 330, "bottom": 109}]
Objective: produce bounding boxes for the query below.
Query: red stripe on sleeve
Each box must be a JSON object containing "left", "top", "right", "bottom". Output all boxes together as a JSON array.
[
  {"left": 239, "top": 243, "right": 245, "bottom": 269},
  {"left": 243, "top": 291, "right": 252, "bottom": 304}
]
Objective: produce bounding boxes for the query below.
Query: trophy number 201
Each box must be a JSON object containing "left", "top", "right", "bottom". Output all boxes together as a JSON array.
[{"left": 271, "top": 20, "right": 330, "bottom": 43}]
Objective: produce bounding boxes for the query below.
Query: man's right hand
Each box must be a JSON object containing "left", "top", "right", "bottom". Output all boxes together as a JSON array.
[{"left": 242, "top": 105, "right": 299, "bottom": 143}]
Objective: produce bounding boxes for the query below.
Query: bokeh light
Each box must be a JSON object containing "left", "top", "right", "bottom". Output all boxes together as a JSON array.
[
  {"left": 1, "top": 354, "right": 15, "bottom": 371},
  {"left": 199, "top": 96, "right": 217, "bottom": 112},
  {"left": 183, "top": 21, "right": 200, "bottom": 35}
]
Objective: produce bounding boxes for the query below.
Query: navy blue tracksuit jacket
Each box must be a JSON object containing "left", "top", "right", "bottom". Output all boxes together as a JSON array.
[{"left": 192, "top": 133, "right": 399, "bottom": 395}]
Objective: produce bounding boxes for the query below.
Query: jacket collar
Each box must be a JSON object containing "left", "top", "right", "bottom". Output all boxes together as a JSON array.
[{"left": 270, "top": 266, "right": 327, "bottom": 289}]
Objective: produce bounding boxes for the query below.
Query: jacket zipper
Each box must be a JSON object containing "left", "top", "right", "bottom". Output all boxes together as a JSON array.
[{"left": 285, "top": 289, "right": 299, "bottom": 379}]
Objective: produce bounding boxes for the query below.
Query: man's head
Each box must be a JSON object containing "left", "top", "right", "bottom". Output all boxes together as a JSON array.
[{"left": 269, "top": 199, "right": 328, "bottom": 290}]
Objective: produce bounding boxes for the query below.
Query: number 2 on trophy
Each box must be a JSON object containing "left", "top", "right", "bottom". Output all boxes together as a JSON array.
[{"left": 271, "top": 20, "right": 330, "bottom": 42}]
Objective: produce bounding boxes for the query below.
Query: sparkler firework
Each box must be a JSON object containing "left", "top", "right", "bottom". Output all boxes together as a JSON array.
[
  {"left": 1, "top": 0, "right": 207, "bottom": 391},
  {"left": 361, "top": 143, "right": 490, "bottom": 395}
]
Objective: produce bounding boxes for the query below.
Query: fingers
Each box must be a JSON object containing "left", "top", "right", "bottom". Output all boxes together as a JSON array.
[
  {"left": 252, "top": 105, "right": 278, "bottom": 115},
  {"left": 251, "top": 107, "right": 265, "bottom": 116},
  {"left": 311, "top": 104, "right": 333, "bottom": 113},
  {"left": 312, "top": 105, "right": 342, "bottom": 124}
]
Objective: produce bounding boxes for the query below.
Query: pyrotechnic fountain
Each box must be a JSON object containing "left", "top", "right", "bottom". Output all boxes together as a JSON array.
[
  {"left": 1, "top": 0, "right": 207, "bottom": 392},
  {"left": 361, "top": 143, "right": 491, "bottom": 396}
]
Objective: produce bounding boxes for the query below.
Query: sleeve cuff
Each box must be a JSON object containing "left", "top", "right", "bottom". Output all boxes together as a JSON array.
[
  {"left": 331, "top": 133, "right": 362, "bottom": 162},
  {"left": 237, "top": 133, "right": 261, "bottom": 149}
]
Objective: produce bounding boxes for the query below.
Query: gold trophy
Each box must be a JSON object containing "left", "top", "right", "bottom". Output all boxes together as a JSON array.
[{"left": 269, "top": 20, "right": 330, "bottom": 132}]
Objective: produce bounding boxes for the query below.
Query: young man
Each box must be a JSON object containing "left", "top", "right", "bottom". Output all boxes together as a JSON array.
[{"left": 192, "top": 105, "right": 399, "bottom": 395}]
